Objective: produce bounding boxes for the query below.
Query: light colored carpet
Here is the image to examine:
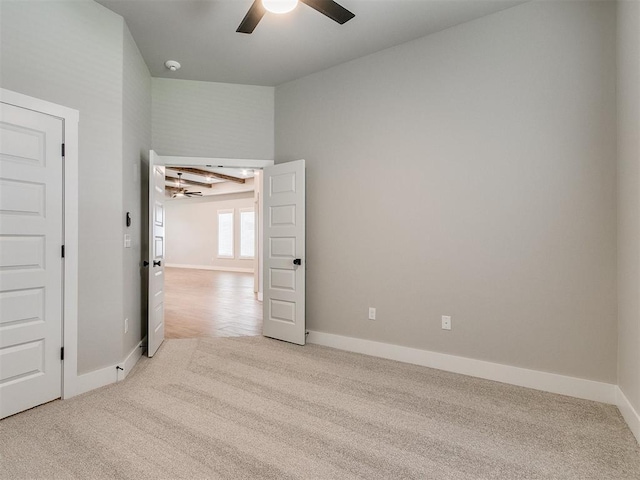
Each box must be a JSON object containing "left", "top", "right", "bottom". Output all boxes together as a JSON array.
[{"left": 1, "top": 336, "right": 639, "bottom": 479}]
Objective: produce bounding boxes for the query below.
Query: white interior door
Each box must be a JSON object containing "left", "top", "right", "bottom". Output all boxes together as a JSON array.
[
  {"left": 147, "top": 151, "right": 165, "bottom": 357},
  {"left": 0, "top": 102, "right": 63, "bottom": 418},
  {"left": 263, "top": 160, "right": 305, "bottom": 345}
]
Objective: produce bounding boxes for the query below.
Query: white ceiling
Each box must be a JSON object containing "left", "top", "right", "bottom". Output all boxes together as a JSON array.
[{"left": 96, "top": 0, "right": 526, "bottom": 86}]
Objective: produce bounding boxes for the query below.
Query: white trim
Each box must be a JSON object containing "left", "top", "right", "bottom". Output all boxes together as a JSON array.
[
  {"left": 306, "top": 331, "right": 617, "bottom": 405},
  {"left": 165, "top": 263, "right": 254, "bottom": 273},
  {"left": 62, "top": 107, "right": 79, "bottom": 399},
  {"left": 0, "top": 88, "right": 80, "bottom": 400},
  {"left": 156, "top": 155, "right": 274, "bottom": 169},
  {"left": 117, "top": 337, "right": 146, "bottom": 382},
  {"left": 257, "top": 292, "right": 264, "bottom": 302},
  {"left": 74, "top": 338, "right": 146, "bottom": 395},
  {"left": 75, "top": 365, "right": 117, "bottom": 396},
  {"left": 617, "top": 387, "right": 640, "bottom": 444}
]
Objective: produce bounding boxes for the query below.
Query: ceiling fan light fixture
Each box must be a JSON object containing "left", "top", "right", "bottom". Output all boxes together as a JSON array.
[{"left": 262, "top": 0, "right": 298, "bottom": 14}]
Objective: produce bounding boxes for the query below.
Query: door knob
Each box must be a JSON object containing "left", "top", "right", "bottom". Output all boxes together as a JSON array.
[
  {"left": 293, "top": 259, "right": 301, "bottom": 266},
  {"left": 142, "top": 261, "right": 149, "bottom": 267},
  {"left": 153, "top": 260, "right": 162, "bottom": 267}
]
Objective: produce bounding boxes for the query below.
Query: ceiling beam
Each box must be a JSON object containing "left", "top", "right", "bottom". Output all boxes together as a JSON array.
[
  {"left": 165, "top": 176, "right": 211, "bottom": 189},
  {"left": 167, "top": 166, "right": 245, "bottom": 184}
]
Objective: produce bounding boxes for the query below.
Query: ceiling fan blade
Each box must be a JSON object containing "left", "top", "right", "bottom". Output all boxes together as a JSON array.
[
  {"left": 300, "top": 0, "right": 355, "bottom": 24},
  {"left": 237, "top": 0, "right": 266, "bottom": 34},
  {"left": 186, "top": 192, "right": 203, "bottom": 197}
]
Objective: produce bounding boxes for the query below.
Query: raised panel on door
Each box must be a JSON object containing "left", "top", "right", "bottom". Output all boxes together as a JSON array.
[
  {"left": 147, "top": 152, "right": 165, "bottom": 357},
  {"left": 0, "top": 102, "right": 63, "bottom": 419},
  {"left": 263, "top": 160, "right": 305, "bottom": 345}
]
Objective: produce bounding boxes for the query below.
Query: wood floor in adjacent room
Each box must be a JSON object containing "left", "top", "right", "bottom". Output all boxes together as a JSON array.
[{"left": 164, "top": 267, "right": 262, "bottom": 339}]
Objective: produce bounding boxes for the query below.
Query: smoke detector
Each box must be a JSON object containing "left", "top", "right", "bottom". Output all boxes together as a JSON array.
[{"left": 164, "top": 60, "right": 181, "bottom": 72}]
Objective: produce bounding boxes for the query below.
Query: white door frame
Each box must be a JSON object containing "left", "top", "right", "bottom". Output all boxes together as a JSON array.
[
  {"left": 0, "top": 88, "right": 79, "bottom": 399},
  {"left": 157, "top": 155, "right": 273, "bottom": 170}
]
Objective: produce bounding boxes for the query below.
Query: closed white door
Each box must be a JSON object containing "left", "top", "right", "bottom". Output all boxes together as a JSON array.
[
  {"left": 147, "top": 151, "right": 165, "bottom": 357},
  {"left": 263, "top": 160, "right": 306, "bottom": 345},
  {"left": 0, "top": 102, "right": 63, "bottom": 419}
]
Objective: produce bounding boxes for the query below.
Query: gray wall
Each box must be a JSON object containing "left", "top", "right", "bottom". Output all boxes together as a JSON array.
[
  {"left": 165, "top": 192, "right": 256, "bottom": 271},
  {"left": 152, "top": 78, "right": 274, "bottom": 159},
  {"left": 0, "top": 0, "right": 126, "bottom": 374},
  {"left": 122, "top": 24, "right": 151, "bottom": 357},
  {"left": 276, "top": 0, "right": 618, "bottom": 382},
  {"left": 0, "top": 0, "right": 629, "bottom": 392},
  {"left": 617, "top": 0, "right": 640, "bottom": 412}
]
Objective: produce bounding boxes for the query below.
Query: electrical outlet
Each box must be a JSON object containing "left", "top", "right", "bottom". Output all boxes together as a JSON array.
[
  {"left": 442, "top": 315, "right": 451, "bottom": 330},
  {"left": 368, "top": 307, "right": 376, "bottom": 320},
  {"left": 124, "top": 318, "right": 129, "bottom": 334}
]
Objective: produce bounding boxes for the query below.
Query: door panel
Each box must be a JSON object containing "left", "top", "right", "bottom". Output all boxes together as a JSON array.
[
  {"left": 0, "top": 102, "right": 63, "bottom": 419},
  {"left": 147, "top": 151, "right": 165, "bottom": 357},
  {"left": 263, "top": 160, "right": 305, "bottom": 345}
]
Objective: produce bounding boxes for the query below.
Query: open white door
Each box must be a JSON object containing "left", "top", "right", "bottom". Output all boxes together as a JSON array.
[
  {"left": 0, "top": 102, "right": 63, "bottom": 418},
  {"left": 147, "top": 151, "right": 165, "bottom": 357},
  {"left": 263, "top": 160, "right": 306, "bottom": 345}
]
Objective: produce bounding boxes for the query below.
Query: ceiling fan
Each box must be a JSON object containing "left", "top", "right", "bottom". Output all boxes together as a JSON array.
[
  {"left": 237, "top": 0, "right": 355, "bottom": 34},
  {"left": 170, "top": 172, "right": 203, "bottom": 198}
]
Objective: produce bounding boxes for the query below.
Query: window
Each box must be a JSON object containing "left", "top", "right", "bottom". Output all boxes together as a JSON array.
[
  {"left": 217, "top": 210, "right": 234, "bottom": 258},
  {"left": 240, "top": 209, "right": 255, "bottom": 259}
]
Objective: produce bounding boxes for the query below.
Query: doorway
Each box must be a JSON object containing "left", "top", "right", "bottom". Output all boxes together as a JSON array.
[
  {"left": 147, "top": 153, "right": 307, "bottom": 352},
  {"left": 162, "top": 165, "right": 262, "bottom": 339}
]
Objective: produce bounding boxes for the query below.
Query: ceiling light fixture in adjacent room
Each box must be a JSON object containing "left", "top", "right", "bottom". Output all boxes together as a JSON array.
[
  {"left": 164, "top": 60, "right": 181, "bottom": 72},
  {"left": 262, "top": 0, "right": 298, "bottom": 14}
]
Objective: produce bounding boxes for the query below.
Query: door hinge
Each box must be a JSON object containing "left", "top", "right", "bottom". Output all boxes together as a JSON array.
[
  {"left": 60, "top": 347, "right": 64, "bottom": 361},
  {"left": 61, "top": 245, "right": 65, "bottom": 258},
  {"left": 61, "top": 143, "right": 65, "bottom": 157}
]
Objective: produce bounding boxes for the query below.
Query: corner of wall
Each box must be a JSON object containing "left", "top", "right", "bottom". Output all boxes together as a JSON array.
[
  {"left": 616, "top": 0, "right": 640, "bottom": 433},
  {"left": 122, "top": 20, "right": 152, "bottom": 360}
]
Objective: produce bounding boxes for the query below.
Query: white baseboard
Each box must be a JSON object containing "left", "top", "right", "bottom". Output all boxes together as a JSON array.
[
  {"left": 117, "top": 337, "right": 146, "bottom": 382},
  {"left": 165, "top": 263, "right": 254, "bottom": 273},
  {"left": 617, "top": 387, "right": 640, "bottom": 444},
  {"left": 74, "top": 338, "right": 146, "bottom": 396},
  {"left": 306, "top": 331, "right": 617, "bottom": 405},
  {"left": 75, "top": 365, "right": 118, "bottom": 396}
]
